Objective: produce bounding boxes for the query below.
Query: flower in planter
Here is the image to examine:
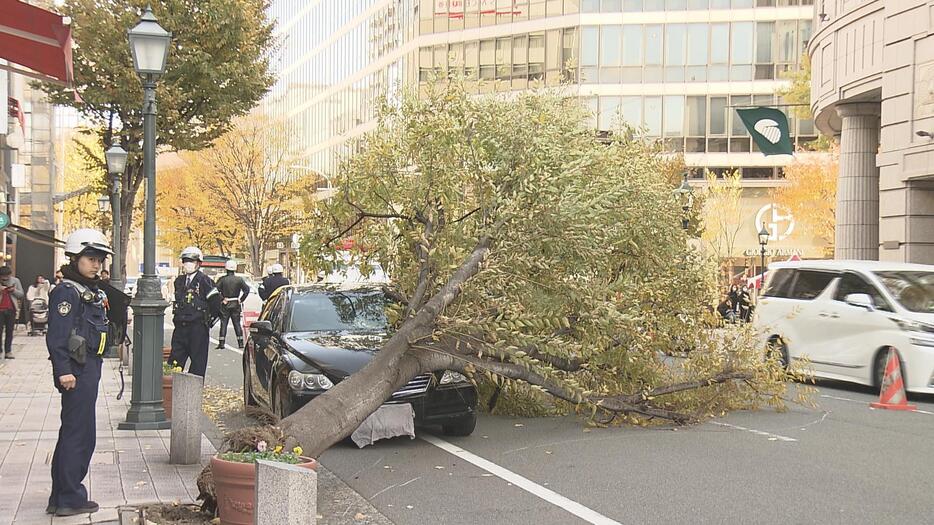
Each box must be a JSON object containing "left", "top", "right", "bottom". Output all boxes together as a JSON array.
[
  {"left": 162, "top": 360, "right": 183, "bottom": 376},
  {"left": 217, "top": 437, "right": 306, "bottom": 465}
]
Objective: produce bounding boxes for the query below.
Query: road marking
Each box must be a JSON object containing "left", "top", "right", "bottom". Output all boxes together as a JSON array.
[
  {"left": 820, "top": 394, "right": 862, "bottom": 404},
  {"left": 421, "top": 434, "right": 621, "bottom": 525},
  {"left": 710, "top": 422, "right": 798, "bottom": 442},
  {"left": 209, "top": 337, "right": 243, "bottom": 355}
]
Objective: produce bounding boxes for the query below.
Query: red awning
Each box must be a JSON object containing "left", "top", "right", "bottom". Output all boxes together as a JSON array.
[{"left": 0, "top": 0, "right": 73, "bottom": 85}]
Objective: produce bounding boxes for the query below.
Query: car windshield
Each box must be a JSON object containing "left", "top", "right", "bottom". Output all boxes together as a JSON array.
[
  {"left": 873, "top": 271, "right": 934, "bottom": 313},
  {"left": 289, "top": 291, "right": 388, "bottom": 332}
]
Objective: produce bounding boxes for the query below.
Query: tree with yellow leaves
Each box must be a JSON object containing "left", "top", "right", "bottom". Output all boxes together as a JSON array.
[
  {"left": 156, "top": 158, "right": 244, "bottom": 258},
  {"left": 701, "top": 170, "right": 743, "bottom": 287},
  {"left": 772, "top": 152, "right": 838, "bottom": 257},
  {"left": 58, "top": 129, "right": 108, "bottom": 234}
]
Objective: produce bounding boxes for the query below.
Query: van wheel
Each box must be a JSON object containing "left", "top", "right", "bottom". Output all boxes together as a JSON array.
[
  {"left": 767, "top": 337, "right": 789, "bottom": 370},
  {"left": 873, "top": 347, "right": 906, "bottom": 391}
]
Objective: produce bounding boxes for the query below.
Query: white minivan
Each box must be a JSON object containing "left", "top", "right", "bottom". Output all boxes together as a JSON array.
[{"left": 756, "top": 260, "right": 934, "bottom": 394}]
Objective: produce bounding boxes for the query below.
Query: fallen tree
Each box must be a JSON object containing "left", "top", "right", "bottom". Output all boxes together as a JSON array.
[{"left": 274, "top": 83, "right": 794, "bottom": 458}]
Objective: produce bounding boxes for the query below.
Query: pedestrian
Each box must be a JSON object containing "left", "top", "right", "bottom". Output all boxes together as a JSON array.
[
  {"left": 258, "top": 263, "right": 289, "bottom": 302},
  {"left": 0, "top": 266, "right": 24, "bottom": 358},
  {"left": 27, "top": 275, "right": 51, "bottom": 335},
  {"left": 169, "top": 247, "right": 221, "bottom": 377},
  {"left": 46, "top": 228, "right": 113, "bottom": 517},
  {"left": 215, "top": 260, "right": 250, "bottom": 349},
  {"left": 99, "top": 269, "right": 110, "bottom": 284},
  {"left": 739, "top": 285, "right": 753, "bottom": 322}
]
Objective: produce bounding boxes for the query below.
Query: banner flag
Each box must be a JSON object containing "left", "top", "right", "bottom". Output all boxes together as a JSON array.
[{"left": 736, "top": 107, "right": 794, "bottom": 156}]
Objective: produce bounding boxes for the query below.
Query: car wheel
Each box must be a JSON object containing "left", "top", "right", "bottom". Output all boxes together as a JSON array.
[
  {"left": 242, "top": 357, "right": 257, "bottom": 407},
  {"left": 273, "top": 378, "right": 293, "bottom": 419},
  {"left": 873, "top": 347, "right": 906, "bottom": 391},
  {"left": 767, "top": 337, "right": 789, "bottom": 370},
  {"left": 441, "top": 412, "right": 477, "bottom": 437}
]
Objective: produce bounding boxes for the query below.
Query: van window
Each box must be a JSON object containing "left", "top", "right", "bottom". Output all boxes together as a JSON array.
[
  {"left": 762, "top": 268, "right": 794, "bottom": 298},
  {"left": 833, "top": 273, "right": 892, "bottom": 312},
  {"left": 788, "top": 270, "right": 837, "bottom": 300}
]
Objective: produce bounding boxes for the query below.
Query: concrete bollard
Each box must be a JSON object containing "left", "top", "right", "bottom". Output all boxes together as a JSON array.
[
  {"left": 254, "top": 460, "right": 317, "bottom": 525},
  {"left": 169, "top": 372, "right": 203, "bottom": 464}
]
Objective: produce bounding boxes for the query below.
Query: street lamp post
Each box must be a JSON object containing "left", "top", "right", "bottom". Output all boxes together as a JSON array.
[
  {"left": 119, "top": 6, "right": 172, "bottom": 430},
  {"left": 758, "top": 224, "right": 770, "bottom": 293},
  {"left": 104, "top": 143, "right": 128, "bottom": 359},
  {"left": 673, "top": 173, "right": 695, "bottom": 230}
]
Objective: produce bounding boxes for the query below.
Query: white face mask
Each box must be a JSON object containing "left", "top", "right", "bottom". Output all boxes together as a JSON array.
[{"left": 182, "top": 261, "right": 198, "bottom": 275}]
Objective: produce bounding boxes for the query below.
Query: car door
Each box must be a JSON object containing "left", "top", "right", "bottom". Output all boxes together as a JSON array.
[
  {"left": 782, "top": 269, "right": 839, "bottom": 368},
  {"left": 819, "top": 271, "right": 896, "bottom": 382},
  {"left": 251, "top": 293, "right": 283, "bottom": 405}
]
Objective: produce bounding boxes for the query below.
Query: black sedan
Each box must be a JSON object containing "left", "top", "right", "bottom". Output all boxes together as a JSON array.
[{"left": 242, "top": 285, "right": 479, "bottom": 436}]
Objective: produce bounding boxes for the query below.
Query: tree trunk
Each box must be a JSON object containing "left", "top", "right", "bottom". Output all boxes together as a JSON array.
[{"left": 280, "top": 235, "right": 492, "bottom": 457}]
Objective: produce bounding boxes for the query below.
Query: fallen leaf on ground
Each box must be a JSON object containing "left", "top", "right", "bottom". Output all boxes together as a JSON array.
[{"left": 354, "top": 512, "right": 368, "bottom": 520}]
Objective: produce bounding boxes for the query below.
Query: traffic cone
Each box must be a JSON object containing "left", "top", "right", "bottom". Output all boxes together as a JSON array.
[{"left": 869, "top": 348, "right": 917, "bottom": 411}]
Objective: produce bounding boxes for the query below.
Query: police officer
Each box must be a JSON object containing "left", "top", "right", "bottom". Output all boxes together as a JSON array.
[
  {"left": 215, "top": 260, "right": 250, "bottom": 349},
  {"left": 258, "top": 263, "right": 289, "bottom": 301},
  {"left": 46, "top": 229, "right": 112, "bottom": 517},
  {"left": 168, "top": 247, "right": 220, "bottom": 377}
]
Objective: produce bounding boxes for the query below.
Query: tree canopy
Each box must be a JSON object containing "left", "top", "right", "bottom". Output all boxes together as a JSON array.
[
  {"left": 38, "top": 0, "right": 276, "bottom": 273},
  {"left": 283, "top": 83, "right": 794, "bottom": 457}
]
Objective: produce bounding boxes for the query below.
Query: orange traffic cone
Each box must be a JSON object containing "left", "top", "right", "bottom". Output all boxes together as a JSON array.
[{"left": 870, "top": 348, "right": 917, "bottom": 411}]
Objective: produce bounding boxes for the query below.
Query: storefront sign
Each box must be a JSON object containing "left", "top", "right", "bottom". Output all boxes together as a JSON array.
[
  {"left": 743, "top": 247, "right": 803, "bottom": 257},
  {"left": 755, "top": 203, "right": 794, "bottom": 242}
]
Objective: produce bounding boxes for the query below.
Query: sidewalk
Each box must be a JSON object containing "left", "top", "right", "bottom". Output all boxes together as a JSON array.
[{"left": 0, "top": 331, "right": 215, "bottom": 525}]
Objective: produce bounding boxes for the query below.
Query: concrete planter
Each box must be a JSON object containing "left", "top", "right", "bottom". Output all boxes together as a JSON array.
[{"left": 211, "top": 455, "right": 318, "bottom": 525}]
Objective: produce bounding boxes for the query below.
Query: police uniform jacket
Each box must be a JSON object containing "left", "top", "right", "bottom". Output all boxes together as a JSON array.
[
  {"left": 173, "top": 271, "right": 220, "bottom": 324},
  {"left": 216, "top": 274, "right": 250, "bottom": 302},
  {"left": 258, "top": 275, "right": 289, "bottom": 301},
  {"left": 47, "top": 280, "right": 108, "bottom": 379}
]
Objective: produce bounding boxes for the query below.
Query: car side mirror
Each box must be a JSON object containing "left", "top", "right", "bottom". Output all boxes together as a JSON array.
[
  {"left": 250, "top": 320, "right": 273, "bottom": 334},
  {"left": 844, "top": 293, "right": 875, "bottom": 311}
]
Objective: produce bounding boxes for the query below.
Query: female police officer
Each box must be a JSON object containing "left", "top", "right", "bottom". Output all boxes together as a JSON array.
[{"left": 46, "top": 229, "right": 112, "bottom": 517}]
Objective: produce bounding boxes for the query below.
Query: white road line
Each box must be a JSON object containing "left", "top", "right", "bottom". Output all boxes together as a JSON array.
[
  {"left": 421, "top": 434, "right": 621, "bottom": 525},
  {"left": 209, "top": 337, "right": 243, "bottom": 355},
  {"left": 710, "top": 422, "right": 798, "bottom": 442},
  {"left": 820, "top": 394, "right": 862, "bottom": 404}
]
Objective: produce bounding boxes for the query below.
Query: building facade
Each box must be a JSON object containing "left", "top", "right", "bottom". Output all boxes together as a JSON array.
[
  {"left": 809, "top": 0, "right": 934, "bottom": 264},
  {"left": 267, "top": 0, "right": 828, "bottom": 264}
]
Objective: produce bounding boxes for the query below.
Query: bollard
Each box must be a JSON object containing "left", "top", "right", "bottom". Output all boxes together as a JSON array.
[
  {"left": 169, "top": 372, "right": 203, "bottom": 464},
  {"left": 254, "top": 460, "right": 317, "bottom": 525}
]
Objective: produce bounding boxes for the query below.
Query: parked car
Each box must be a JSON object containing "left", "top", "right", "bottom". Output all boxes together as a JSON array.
[
  {"left": 756, "top": 260, "right": 934, "bottom": 394},
  {"left": 242, "top": 285, "right": 479, "bottom": 435}
]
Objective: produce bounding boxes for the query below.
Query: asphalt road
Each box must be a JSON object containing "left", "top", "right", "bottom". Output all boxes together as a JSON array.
[{"left": 177, "top": 320, "right": 934, "bottom": 525}]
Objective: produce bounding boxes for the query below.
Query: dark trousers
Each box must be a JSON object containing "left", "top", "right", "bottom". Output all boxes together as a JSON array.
[
  {"left": 49, "top": 356, "right": 102, "bottom": 509},
  {"left": 169, "top": 321, "right": 210, "bottom": 377},
  {"left": 218, "top": 306, "right": 243, "bottom": 341},
  {"left": 0, "top": 308, "right": 15, "bottom": 354}
]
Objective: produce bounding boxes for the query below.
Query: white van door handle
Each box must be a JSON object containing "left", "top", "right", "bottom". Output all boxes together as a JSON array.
[{"left": 818, "top": 312, "right": 839, "bottom": 319}]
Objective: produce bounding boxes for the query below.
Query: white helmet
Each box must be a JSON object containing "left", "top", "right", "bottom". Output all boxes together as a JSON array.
[
  {"left": 224, "top": 260, "right": 237, "bottom": 271},
  {"left": 64, "top": 229, "right": 113, "bottom": 257},
  {"left": 180, "top": 246, "right": 203, "bottom": 261},
  {"left": 270, "top": 263, "right": 284, "bottom": 274}
]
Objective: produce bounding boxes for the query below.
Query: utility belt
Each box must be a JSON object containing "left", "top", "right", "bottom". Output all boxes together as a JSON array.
[{"left": 222, "top": 297, "right": 242, "bottom": 311}]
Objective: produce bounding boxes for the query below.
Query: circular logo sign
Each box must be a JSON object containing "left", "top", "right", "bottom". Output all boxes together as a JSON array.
[
  {"left": 755, "top": 204, "right": 794, "bottom": 242},
  {"left": 0, "top": 213, "right": 10, "bottom": 230}
]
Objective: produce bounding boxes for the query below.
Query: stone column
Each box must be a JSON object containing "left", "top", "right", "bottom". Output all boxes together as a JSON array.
[{"left": 835, "top": 103, "right": 881, "bottom": 260}]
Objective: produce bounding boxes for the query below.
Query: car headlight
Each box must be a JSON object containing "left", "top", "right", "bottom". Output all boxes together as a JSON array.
[
  {"left": 288, "top": 370, "right": 334, "bottom": 391},
  {"left": 439, "top": 370, "right": 468, "bottom": 385},
  {"left": 892, "top": 318, "right": 934, "bottom": 334}
]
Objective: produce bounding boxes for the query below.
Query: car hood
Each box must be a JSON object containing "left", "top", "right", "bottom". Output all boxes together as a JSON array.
[{"left": 283, "top": 331, "right": 388, "bottom": 378}]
